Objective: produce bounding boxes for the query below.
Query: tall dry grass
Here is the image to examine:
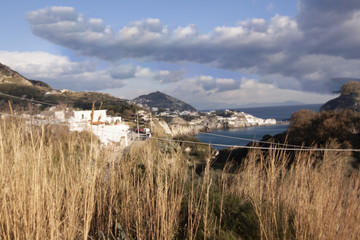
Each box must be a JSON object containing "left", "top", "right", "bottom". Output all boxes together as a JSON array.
[
  {"left": 0, "top": 118, "right": 205, "bottom": 239},
  {"left": 229, "top": 144, "right": 360, "bottom": 240},
  {"left": 0, "top": 117, "right": 359, "bottom": 239},
  {"left": 0, "top": 118, "right": 115, "bottom": 239}
]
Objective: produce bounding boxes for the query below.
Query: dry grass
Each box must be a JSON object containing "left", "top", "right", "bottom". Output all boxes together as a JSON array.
[
  {"left": 229, "top": 144, "right": 360, "bottom": 240},
  {"left": 0, "top": 117, "right": 359, "bottom": 239},
  {"left": 0, "top": 118, "right": 192, "bottom": 239}
]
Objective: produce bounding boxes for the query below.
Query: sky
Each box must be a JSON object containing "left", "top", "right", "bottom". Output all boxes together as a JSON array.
[{"left": 1, "top": 0, "right": 359, "bottom": 110}]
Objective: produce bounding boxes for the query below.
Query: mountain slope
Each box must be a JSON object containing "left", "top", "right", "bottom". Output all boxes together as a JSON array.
[
  {"left": 320, "top": 81, "right": 360, "bottom": 112},
  {"left": 0, "top": 63, "right": 39, "bottom": 87},
  {"left": 133, "top": 91, "right": 197, "bottom": 112},
  {"left": 0, "top": 62, "right": 140, "bottom": 117}
]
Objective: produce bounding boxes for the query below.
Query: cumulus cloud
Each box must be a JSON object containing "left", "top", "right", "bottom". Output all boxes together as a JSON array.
[
  {"left": 173, "top": 24, "right": 199, "bottom": 39},
  {"left": 0, "top": 51, "right": 189, "bottom": 91},
  {"left": 170, "top": 78, "right": 334, "bottom": 110},
  {"left": 26, "top": 6, "right": 301, "bottom": 64},
  {"left": 0, "top": 51, "right": 93, "bottom": 79},
  {"left": 108, "top": 64, "right": 156, "bottom": 80},
  {"left": 108, "top": 64, "right": 137, "bottom": 79},
  {"left": 297, "top": 0, "right": 360, "bottom": 58},
  {"left": 26, "top": 1, "right": 360, "bottom": 94},
  {"left": 0, "top": 51, "right": 127, "bottom": 90},
  {"left": 153, "top": 69, "right": 186, "bottom": 83},
  {"left": 256, "top": 54, "right": 360, "bottom": 92},
  {"left": 109, "top": 63, "right": 186, "bottom": 84},
  {"left": 191, "top": 75, "right": 241, "bottom": 93}
]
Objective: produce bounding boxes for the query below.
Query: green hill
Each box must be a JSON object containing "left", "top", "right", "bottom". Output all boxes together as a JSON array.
[{"left": 133, "top": 91, "right": 197, "bottom": 112}]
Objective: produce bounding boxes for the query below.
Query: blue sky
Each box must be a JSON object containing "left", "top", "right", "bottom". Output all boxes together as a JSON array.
[{"left": 1, "top": 0, "right": 359, "bottom": 109}]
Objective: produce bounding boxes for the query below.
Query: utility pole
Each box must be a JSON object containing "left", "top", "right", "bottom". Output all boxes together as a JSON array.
[
  {"left": 150, "top": 112, "right": 153, "bottom": 133},
  {"left": 90, "top": 101, "right": 95, "bottom": 125},
  {"left": 8, "top": 100, "right": 13, "bottom": 115},
  {"left": 137, "top": 113, "right": 140, "bottom": 141}
]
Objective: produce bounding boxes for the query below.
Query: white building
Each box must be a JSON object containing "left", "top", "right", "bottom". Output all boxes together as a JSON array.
[
  {"left": 54, "top": 111, "right": 65, "bottom": 121},
  {"left": 90, "top": 124, "right": 130, "bottom": 146},
  {"left": 73, "top": 110, "right": 107, "bottom": 123},
  {"left": 69, "top": 110, "right": 129, "bottom": 146}
]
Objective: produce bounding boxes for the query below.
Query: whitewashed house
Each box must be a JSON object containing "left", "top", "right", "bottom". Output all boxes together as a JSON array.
[
  {"left": 90, "top": 124, "right": 130, "bottom": 146},
  {"left": 68, "top": 110, "right": 130, "bottom": 146},
  {"left": 54, "top": 111, "right": 65, "bottom": 121},
  {"left": 73, "top": 110, "right": 107, "bottom": 123}
]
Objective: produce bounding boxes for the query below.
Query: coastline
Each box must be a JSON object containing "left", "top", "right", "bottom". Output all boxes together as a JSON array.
[
  {"left": 196, "top": 123, "right": 289, "bottom": 150},
  {"left": 161, "top": 111, "right": 280, "bottom": 137}
]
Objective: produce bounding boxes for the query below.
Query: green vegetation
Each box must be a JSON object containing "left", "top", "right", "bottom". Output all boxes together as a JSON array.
[
  {"left": 215, "top": 109, "right": 360, "bottom": 168},
  {"left": 174, "top": 136, "right": 214, "bottom": 164},
  {"left": 339, "top": 81, "right": 360, "bottom": 96},
  {"left": 287, "top": 109, "right": 360, "bottom": 149},
  {"left": 320, "top": 81, "right": 360, "bottom": 112},
  {"left": 0, "top": 84, "right": 54, "bottom": 103}
]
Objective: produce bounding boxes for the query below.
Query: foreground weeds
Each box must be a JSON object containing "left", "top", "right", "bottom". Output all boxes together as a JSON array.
[
  {"left": 230, "top": 146, "right": 360, "bottom": 240},
  {"left": 0, "top": 118, "right": 359, "bottom": 239}
]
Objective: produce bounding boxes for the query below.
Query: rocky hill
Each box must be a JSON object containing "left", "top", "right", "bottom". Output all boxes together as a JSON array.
[
  {"left": 320, "top": 81, "right": 360, "bottom": 112},
  {"left": 0, "top": 62, "right": 139, "bottom": 117},
  {"left": 0, "top": 62, "right": 46, "bottom": 88},
  {"left": 133, "top": 91, "right": 197, "bottom": 112}
]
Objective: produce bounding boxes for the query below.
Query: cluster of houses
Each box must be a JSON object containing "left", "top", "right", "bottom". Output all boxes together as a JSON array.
[
  {"left": 151, "top": 107, "right": 199, "bottom": 117},
  {"left": 9, "top": 106, "right": 276, "bottom": 147},
  {"left": 218, "top": 110, "right": 277, "bottom": 126},
  {"left": 199, "top": 109, "right": 277, "bottom": 129}
]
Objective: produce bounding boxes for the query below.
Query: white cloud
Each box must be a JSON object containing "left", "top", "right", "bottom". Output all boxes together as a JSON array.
[
  {"left": 0, "top": 51, "right": 95, "bottom": 79},
  {"left": 134, "top": 66, "right": 154, "bottom": 78},
  {"left": 24, "top": 1, "right": 360, "bottom": 96},
  {"left": 0, "top": 51, "right": 127, "bottom": 90},
  {"left": 0, "top": 50, "right": 190, "bottom": 92},
  {"left": 0, "top": 51, "right": 335, "bottom": 109},
  {"left": 297, "top": 0, "right": 360, "bottom": 59},
  {"left": 153, "top": 69, "right": 186, "bottom": 83},
  {"left": 109, "top": 64, "right": 157, "bottom": 80},
  {"left": 170, "top": 78, "right": 335, "bottom": 109},
  {"left": 0, "top": 51, "right": 180, "bottom": 91},
  {"left": 189, "top": 75, "right": 241, "bottom": 93},
  {"left": 109, "top": 64, "right": 137, "bottom": 79},
  {"left": 173, "top": 24, "right": 199, "bottom": 39},
  {"left": 118, "top": 18, "right": 169, "bottom": 44},
  {"left": 26, "top": 7, "right": 302, "bottom": 65}
]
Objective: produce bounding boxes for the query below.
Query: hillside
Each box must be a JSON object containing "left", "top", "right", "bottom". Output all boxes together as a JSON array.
[
  {"left": 0, "top": 62, "right": 140, "bottom": 117},
  {"left": 320, "top": 81, "right": 360, "bottom": 112},
  {"left": 0, "top": 62, "right": 43, "bottom": 87},
  {"left": 133, "top": 91, "right": 197, "bottom": 112}
]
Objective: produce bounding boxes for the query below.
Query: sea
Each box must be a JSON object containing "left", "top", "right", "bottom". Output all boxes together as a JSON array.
[{"left": 196, "top": 104, "right": 322, "bottom": 150}]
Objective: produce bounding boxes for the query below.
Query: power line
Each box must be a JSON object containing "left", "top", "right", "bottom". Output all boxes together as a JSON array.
[
  {"left": 150, "top": 136, "right": 360, "bottom": 152},
  {"left": 0, "top": 112, "right": 135, "bottom": 133},
  {"left": 1, "top": 91, "right": 359, "bottom": 152},
  {"left": 0, "top": 91, "right": 55, "bottom": 106},
  {"left": 200, "top": 132, "right": 313, "bottom": 149},
  {"left": 1, "top": 112, "right": 359, "bottom": 152},
  {"left": 0, "top": 112, "right": 70, "bottom": 126}
]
